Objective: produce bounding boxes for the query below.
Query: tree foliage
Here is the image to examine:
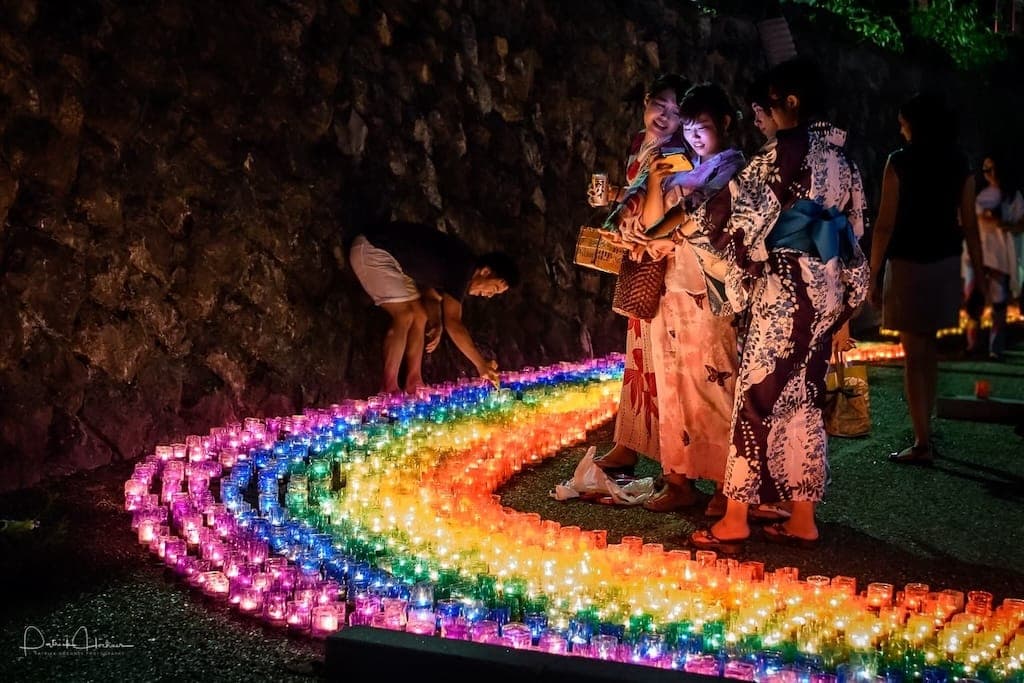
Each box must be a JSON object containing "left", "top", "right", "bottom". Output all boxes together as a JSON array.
[{"left": 780, "top": 0, "right": 1010, "bottom": 69}]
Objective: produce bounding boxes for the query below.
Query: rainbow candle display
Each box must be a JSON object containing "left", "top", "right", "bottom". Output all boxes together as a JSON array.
[{"left": 124, "top": 354, "right": 1024, "bottom": 681}]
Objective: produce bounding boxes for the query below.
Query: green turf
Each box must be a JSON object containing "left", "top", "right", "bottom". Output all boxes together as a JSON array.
[{"left": 1, "top": 342, "right": 1022, "bottom": 681}]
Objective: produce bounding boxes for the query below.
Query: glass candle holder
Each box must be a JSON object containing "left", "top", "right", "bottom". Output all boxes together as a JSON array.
[
  {"left": 524, "top": 611, "right": 548, "bottom": 642},
  {"left": 501, "top": 622, "right": 532, "bottom": 649},
  {"left": 137, "top": 519, "right": 157, "bottom": 544},
  {"left": 286, "top": 600, "right": 312, "bottom": 630},
  {"left": 966, "top": 590, "right": 993, "bottom": 616},
  {"left": 406, "top": 608, "right": 436, "bottom": 635},
  {"left": 442, "top": 618, "right": 470, "bottom": 640},
  {"left": 867, "top": 583, "right": 894, "bottom": 609},
  {"left": 903, "top": 583, "right": 930, "bottom": 611},
  {"left": 201, "top": 571, "right": 230, "bottom": 599},
  {"left": 436, "top": 599, "right": 462, "bottom": 625},
  {"left": 694, "top": 550, "right": 717, "bottom": 568},
  {"left": 238, "top": 588, "right": 263, "bottom": 614},
  {"left": 589, "top": 634, "right": 620, "bottom": 660},
  {"left": 409, "top": 580, "right": 435, "bottom": 609},
  {"left": 311, "top": 604, "right": 342, "bottom": 637},
  {"left": 470, "top": 620, "right": 500, "bottom": 643},
  {"left": 163, "top": 538, "right": 187, "bottom": 567},
  {"left": 724, "top": 659, "right": 757, "bottom": 682},
  {"left": 263, "top": 591, "right": 288, "bottom": 623},
  {"left": 636, "top": 632, "right": 666, "bottom": 662},
  {"left": 832, "top": 576, "right": 857, "bottom": 597},
  {"left": 537, "top": 630, "right": 568, "bottom": 654}
]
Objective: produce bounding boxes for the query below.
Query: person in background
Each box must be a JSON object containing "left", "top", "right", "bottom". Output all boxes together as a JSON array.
[
  {"left": 586, "top": 73, "right": 691, "bottom": 479},
  {"left": 965, "top": 153, "right": 1022, "bottom": 361},
  {"left": 649, "top": 58, "right": 869, "bottom": 551},
  {"left": 869, "top": 93, "right": 986, "bottom": 464},
  {"left": 349, "top": 221, "right": 519, "bottom": 394},
  {"left": 747, "top": 74, "right": 780, "bottom": 144}
]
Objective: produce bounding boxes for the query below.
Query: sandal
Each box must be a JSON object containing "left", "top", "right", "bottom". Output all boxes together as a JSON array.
[
  {"left": 888, "top": 444, "right": 934, "bottom": 465},
  {"left": 748, "top": 504, "right": 792, "bottom": 523},
  {"left": 688, "top": 528, "right": 748, "bottom": 555},
  {"left": 763, "top": 522, "right": 819, "bottom": 549},
  {"left": 643, "top": 484, "right": 699, "bottom": 512}
]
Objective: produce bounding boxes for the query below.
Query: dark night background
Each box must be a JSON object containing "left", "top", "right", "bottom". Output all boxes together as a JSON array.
[{"left": 1, "top": 0, "right": 1022, "bottom": 492}]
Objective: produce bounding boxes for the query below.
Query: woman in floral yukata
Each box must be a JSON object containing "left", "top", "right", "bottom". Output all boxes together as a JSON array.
[
  {"left": 636, "top": 83, "right": 745, "bottom": 515},
  {"left": 587, "top": 73, "right": 691, "bottom": 478},
  {"left": 647, "top": 58, "right": 870, "bottom": 552}
]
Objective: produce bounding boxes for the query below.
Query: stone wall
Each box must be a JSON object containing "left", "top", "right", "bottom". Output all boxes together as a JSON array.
[{"left": 1, "top": 0, "right": 1021, "bottom": 491}]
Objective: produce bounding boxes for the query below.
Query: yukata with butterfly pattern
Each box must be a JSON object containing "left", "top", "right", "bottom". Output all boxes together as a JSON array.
[{"left": 642, "top": 87, "right": 747, "bottom": 507}]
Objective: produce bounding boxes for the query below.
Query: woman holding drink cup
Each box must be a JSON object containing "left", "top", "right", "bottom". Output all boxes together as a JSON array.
[{"left": 586, "top": 73, "right": 691, "bottom": 478}]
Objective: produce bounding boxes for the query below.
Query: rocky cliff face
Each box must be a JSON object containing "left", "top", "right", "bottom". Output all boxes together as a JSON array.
[{"left": 1, "top": 0, "right": 1020, "bottom": 491}]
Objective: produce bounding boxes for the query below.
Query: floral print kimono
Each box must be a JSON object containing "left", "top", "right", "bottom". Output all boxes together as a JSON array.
[
  {"left": 685, "top": 123, "right": 869, "bottom": 504},
  {"left": 649, "top": 149, "right": 746, "bottom": 482},
  {"left": 607, "top": 130, "right": 686, "bottom": 457}
]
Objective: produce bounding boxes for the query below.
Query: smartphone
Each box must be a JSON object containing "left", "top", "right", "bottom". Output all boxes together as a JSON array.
[{"left": 658, "top": 151, "right": 693, "bottom": 173}]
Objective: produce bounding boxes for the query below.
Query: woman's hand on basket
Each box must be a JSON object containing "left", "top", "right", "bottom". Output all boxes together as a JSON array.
[{"left": 596, "top": 229, "right": 627, "bottom": 249}]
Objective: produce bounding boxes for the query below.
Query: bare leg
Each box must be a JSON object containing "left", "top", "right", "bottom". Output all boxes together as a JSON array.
[
  {"left": 403, "top": 301, "right": 428, "bottom": 393},
  {"left": 593, "top": 443, "right": 638, "bottom": 468},
  {"left": 778, "top": 500, "right": 818, "bottom": 540},
  {"left": 710, "top": 499, "right": 750, "bottom": 540},
  {"left": 379, "top": 301, "right": 417, "bottom": 394},
  {"left": 900, "top": 331, "right": 937, "bottom": 448}
]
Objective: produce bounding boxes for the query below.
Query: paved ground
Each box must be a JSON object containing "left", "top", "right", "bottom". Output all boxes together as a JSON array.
[{"left": 2, "top": 335, "right": 1021, "bottom": 682}]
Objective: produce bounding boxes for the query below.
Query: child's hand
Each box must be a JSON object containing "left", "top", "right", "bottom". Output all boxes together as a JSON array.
[{"left": 646, "top": 238, "right": 675, "bottom": 260}]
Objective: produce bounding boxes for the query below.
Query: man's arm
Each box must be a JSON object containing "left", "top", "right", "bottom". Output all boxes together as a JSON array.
[
  {"left": 420, "top": 287, "right": 444, "bottom": 353},
  {"left": 442, "top": 294, "right": 498, "bottom": 384}
]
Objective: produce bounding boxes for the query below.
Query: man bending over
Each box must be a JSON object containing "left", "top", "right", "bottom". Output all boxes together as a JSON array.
[{"left": 350, "top": 221, "right": 518, "bottom": 393}]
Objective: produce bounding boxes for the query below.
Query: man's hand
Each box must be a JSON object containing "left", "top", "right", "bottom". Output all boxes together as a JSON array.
[
  {"left": 425, "top": 322, "right": 443, "bottom": 353},
  {"left": 425, "top": 300, "right": 443, "bottom": 353},
  {"left": 477, "top": 359, "right": 500, "bottom": 387}
]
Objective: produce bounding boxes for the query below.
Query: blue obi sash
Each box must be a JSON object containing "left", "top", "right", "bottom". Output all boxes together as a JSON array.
[{"left": 766, "top": 199, "right": 856, "bottom": 263}]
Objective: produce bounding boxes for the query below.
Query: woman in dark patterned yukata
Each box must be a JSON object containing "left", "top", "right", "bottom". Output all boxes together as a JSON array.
[{"left": 647, "top": 58, "right": 869, "bottom": 552}]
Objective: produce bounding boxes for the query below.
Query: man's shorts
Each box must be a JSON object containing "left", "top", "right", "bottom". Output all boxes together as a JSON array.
[{"left": 349, "top": 235, "right": 420, "bottom": 305}]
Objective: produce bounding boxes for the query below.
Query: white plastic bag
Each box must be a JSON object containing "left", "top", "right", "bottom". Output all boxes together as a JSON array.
[{"left": 550, "top": 447, "right": 657, "bottom": 505}]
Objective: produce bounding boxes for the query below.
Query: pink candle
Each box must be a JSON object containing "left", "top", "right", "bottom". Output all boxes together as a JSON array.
[
  {"left": 137, "top": 520, "right": 156, "bottom": 544},
  {"left": 238, "top": 588, "right": 263, "bottom": 614},
  {"left": 263, "top": 592, "right": 288, "bottom": 623},
  {"left": 406, "top": 608, "right": 436, "bottom": 635},
  {"left": 311, "top": 605, "right": 342, "bottom": 637},
  {"left": 163, "top": 538, "right": 187, "bottom": 566},
  {"left": 286, "top": 601, "right": 312, "bottom": 630},
  {"left": 201, "top": 571, "right": 230, "bottom": 598}
]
